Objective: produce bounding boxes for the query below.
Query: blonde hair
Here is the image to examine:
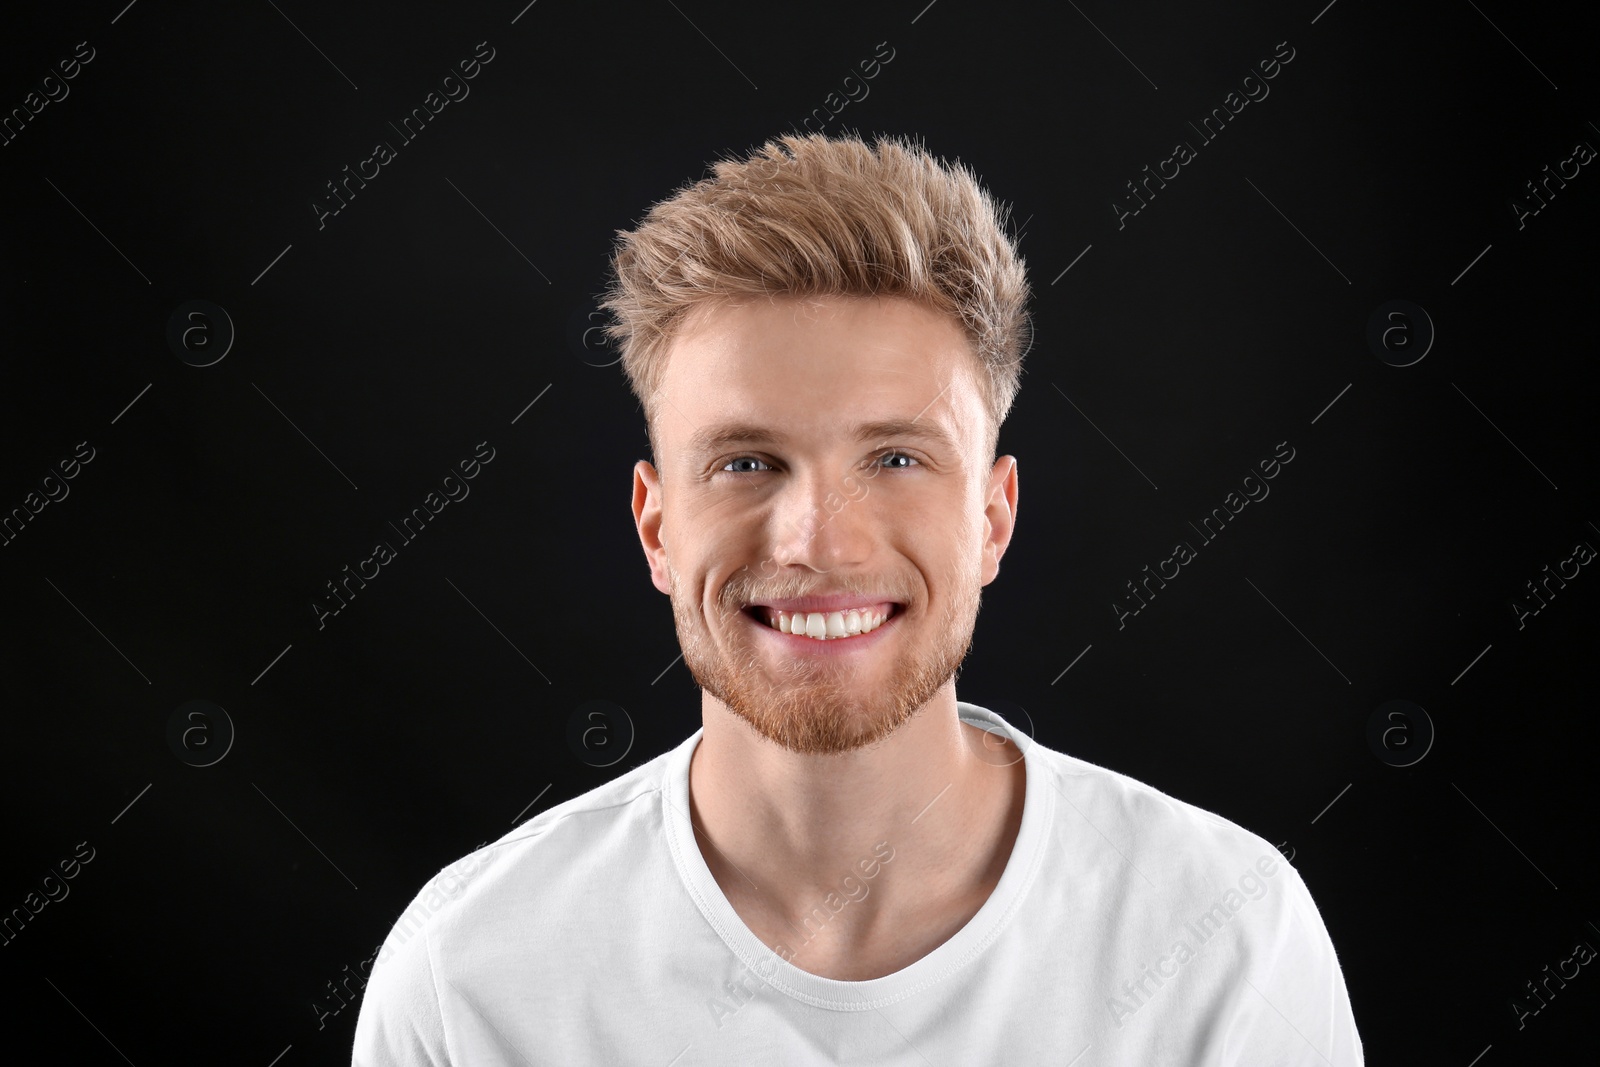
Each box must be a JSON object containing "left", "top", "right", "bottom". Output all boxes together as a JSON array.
[{"left": 599, "top": 131, "right": 1033, "bottom": 464}]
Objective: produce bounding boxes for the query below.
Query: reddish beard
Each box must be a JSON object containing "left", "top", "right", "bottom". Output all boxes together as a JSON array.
[{"left": 667, "top": 561, "right": 982, "bottom": 755}]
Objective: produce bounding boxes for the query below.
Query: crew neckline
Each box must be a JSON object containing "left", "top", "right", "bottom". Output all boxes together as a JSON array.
[{"left": 660, "top": 700, "right": 1053, "bottom": 1011}]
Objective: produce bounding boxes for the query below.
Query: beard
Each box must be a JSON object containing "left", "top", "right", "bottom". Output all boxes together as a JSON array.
[{"left": 666, "top": 556, "right": 983, "bottom": 756}]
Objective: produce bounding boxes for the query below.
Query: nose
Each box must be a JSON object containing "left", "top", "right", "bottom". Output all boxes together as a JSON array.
[{"left": 767, "top": 463, "right": 874, "bottom": 573}]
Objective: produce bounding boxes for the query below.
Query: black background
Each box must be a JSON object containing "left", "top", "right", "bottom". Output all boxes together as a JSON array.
[{"left": 2, "top": 1, "right": 1596, "bottom": 1063}]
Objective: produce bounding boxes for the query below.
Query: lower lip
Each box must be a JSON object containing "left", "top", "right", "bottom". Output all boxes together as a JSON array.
[{"left": 744, "top": 607, "right": 902, "bottom": 657}]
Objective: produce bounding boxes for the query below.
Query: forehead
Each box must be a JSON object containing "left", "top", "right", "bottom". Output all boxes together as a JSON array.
[{"left": 655, "top": 294, "right": 986, "bottom": 459}]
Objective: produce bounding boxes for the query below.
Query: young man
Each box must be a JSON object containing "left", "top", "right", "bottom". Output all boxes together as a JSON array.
[{"left": 353, "top": 132, "right": 1364, "bottom": 1064}]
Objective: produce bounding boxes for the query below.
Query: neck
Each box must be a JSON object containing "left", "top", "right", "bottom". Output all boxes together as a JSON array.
[{"left": 686, "top": 685, "right": 1026, "bottom": 968}]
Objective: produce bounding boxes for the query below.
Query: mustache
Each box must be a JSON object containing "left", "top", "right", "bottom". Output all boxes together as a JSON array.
[{"left": 719, "top": 574, "right": 913, "bottom": 615}]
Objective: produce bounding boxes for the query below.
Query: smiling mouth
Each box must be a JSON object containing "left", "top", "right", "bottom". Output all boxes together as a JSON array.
[{"left": 741, "top": 603, "right": 903, "bottom": 641}]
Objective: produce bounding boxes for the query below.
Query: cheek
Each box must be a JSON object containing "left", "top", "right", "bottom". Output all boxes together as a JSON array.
[{"left": 901, "top": 500, "right": 980, "bottom": 566}]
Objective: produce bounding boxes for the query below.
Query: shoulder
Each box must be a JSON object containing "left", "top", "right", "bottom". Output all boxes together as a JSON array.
[
  {"left": 384, "top": 748, "right": 674, "bottom": 957},
  {"left": 1029, "top": 739, "right": 1286, "bottom": 884},
  {"left": 1022, "top": 737, "right": 1337, "bottom": 969},
  {"left": 352, "top": 742, "right": 684, "bottom": 1064},
  {"left": 1024, "top": 742, "right": 1362, "bottom": 1061}
]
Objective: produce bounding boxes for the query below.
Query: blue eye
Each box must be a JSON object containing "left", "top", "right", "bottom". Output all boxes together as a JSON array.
[{"left": 720, "top": 452, "right": 920, "bottom": 474}]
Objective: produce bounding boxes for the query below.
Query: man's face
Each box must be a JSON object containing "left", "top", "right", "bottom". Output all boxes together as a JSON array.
[{"left": 631, "top": 294, "right": 1017, "bottom": 756}]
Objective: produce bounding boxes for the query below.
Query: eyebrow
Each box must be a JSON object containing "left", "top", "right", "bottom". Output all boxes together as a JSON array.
[{"left": 685, "top": 417, "right": 961, "bottom": 459}]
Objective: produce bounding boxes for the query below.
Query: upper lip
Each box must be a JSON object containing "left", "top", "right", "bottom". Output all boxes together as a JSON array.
[{"left": 743, "top": 594, "right": 903, "bottom": 614}]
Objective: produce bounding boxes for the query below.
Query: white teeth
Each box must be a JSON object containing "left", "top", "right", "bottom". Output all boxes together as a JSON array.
[{"left": 759, "top": 606, "right": 892, "bottom": 640}]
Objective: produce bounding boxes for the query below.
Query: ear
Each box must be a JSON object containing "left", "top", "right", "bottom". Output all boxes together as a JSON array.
[
  {"left": 979, "top": 455, "right": 1018, "bottom": 586},
  {"left": 633, "top": 460, "right": 673, "bottom": 595}
]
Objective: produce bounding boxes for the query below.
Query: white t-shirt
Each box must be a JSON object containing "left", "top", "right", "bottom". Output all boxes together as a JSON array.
[{"left": 352, "top": 701, "right": 1363, "bottom": 1065}]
